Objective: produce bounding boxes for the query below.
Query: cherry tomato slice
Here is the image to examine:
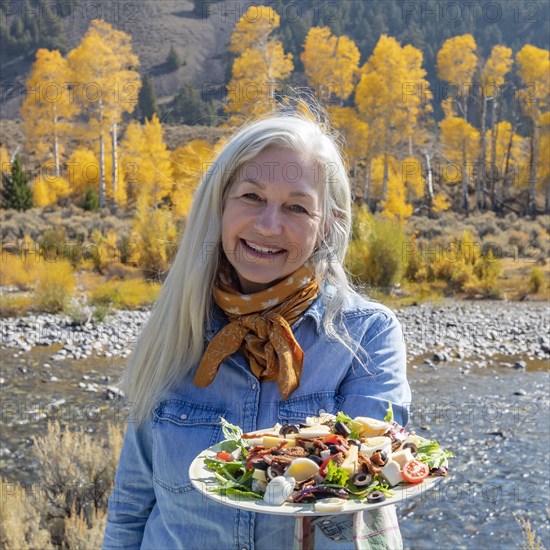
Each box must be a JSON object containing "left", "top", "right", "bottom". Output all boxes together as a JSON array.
[
  {"left": 402, "top": 459, "right": 429, "bottom": 484},
  {"left": 216, "top": 451, "right": 233, "bottom": 462},
  {"left": 319, "top": 456, "right": 336, "bottom": 477},
  {"left": 323, "top": 434, "right": 344, "bottom": 445}
]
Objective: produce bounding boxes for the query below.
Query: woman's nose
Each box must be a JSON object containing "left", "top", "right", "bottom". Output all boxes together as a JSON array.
[{"left": 253, "top": 204, "right": 283, "bottom": 235}]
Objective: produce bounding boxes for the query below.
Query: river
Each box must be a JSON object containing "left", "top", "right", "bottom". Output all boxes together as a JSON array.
[{"left": 1, "top": 301, "right": 549, "bottom": 549}]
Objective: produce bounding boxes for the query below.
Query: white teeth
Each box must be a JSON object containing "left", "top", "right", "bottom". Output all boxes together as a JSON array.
[{"left": 245, "top": 240, "right": 282, "bottom": 254}]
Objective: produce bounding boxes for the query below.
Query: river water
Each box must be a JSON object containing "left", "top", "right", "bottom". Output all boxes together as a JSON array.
[{"left": 1, "top": 307, "right": 549, "bottom": 549}]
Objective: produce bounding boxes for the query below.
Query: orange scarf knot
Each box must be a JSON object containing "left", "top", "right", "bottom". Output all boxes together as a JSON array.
[{"left": 194, "top": 263, "right": 319, "bottom": 399}]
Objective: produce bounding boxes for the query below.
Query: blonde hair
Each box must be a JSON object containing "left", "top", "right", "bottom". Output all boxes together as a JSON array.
[{"left": 121, "top": 114, "right": 355, "bottom": 423}]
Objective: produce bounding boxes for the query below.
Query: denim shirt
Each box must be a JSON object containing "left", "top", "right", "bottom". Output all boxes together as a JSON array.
[{"left": 103, "top": 290, "right": 411, "bottom": 550}]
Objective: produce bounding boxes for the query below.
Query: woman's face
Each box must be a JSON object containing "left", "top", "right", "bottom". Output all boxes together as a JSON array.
[{"left": 221, "top": 146, "right": 323, "bottom": 294}]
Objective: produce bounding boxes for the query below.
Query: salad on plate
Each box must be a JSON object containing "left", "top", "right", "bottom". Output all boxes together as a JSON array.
[{"left": 203, "top": 404, "right": 452, "bottom": 513}]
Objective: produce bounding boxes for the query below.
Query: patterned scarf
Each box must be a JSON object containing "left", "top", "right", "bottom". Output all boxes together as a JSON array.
[{"left": 194, "top": 263, "right": 319, "bottom": 399}]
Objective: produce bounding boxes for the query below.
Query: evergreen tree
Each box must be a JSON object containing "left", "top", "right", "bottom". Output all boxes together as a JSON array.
[
  {"left": 138, "top": 74, "right": 159, "bottom": 121},
  {"left": 168, "top": 83, "right": 209, "bottom": 125},
  {"left": 1, "top": 155, "right": 33, "bottom": 211},
  {"left": 166, "top": 45, "right": 182, "bottom": 72},
  {"left": 193, "top": 0, "right": 212, "bottom": 18}
]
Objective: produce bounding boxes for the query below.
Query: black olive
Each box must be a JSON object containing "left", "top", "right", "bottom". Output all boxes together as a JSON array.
[
  {"left": 352, "top": 472, "right": 372, "bottom": 487},
  {"left": 370, "top": 451, "right": 387, "bottom": 467},
  {"left": 333, "top": 421, "right": 351, "bottom": 437},
  {"left": 280, "top": 424, "right": 300, "bottom": 436},
  {"left": 266, "top": 465, "right": 282, "bottom": 481},
  {"left": 348, "top": 439, "right": 361, "bottom": 447},
  {"left": 249, "top": 457, "right": 268, "bottom": 470},
  {"left": 328, "top": 444, "right": 340, "bottom": 455},
  {"left": 403, "top": 442, "right": 418, "bottom": 456},
  {"left": 367, "top": 490, "right": 386, "bottom": 504},
  {"left": 307, "top": 455, "right": 324, "bottom": 466},
  {"left": 271, "top": 450, "right": 284, "bottom": 456}
]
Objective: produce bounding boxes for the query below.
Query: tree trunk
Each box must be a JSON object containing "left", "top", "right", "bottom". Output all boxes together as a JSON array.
[
  {"left": 363, "top": 158, "right": 372, "bottom": 209},
  {"left": 112, "top": 121, "right": 118, "bottom": 207},
  {"left": 478, "top": 95, "right": 487, "bottom": 210},
  {"left": 408, "top": 135, "right": 413, "bottom": 157},
  {"left": 462, "top": 141, "right": 469, "bottom": 213},
  {"left": 489, "top": 99, "right": 500, "bottom": 211},
  {"left": 424, "top": 150, "right": 433, "bottom": 206},
  {"left": 99, "top": 131, "right": 105, "bottom": 209},
  {"left": 53, "top": 114, "right": 60, "bottom": 178},
  {"left": 381, "top": 152, "right": 389, "bottom": 203},
  {"left": 501, "top": 121, "right": 515, "bottom": 206},
  {"left": 528, "top": 100, "right": 540, "bottom": 217}
]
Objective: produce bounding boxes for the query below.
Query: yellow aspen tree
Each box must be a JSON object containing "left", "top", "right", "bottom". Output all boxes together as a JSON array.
[
  {"left": 32, "top": 174, "right": 70, "bottom": 207},
  {"left": 516, "top": 44, "right": 550, "bottom": 215},
  {"left": 401, "top": 44, "right": 433, "bottom": 155},
  {"left": 356, "top": 36, "right": 430, "bottom": 205},
  {"left": 380, "top": 171, "right": 413, "bottom": 223},
  {"left": 439, "top": 116, "right": 480, "bottom": 212},
  {"left": 21, "top": 49, "right": 79, "bottom": 178},
  {"left": 478, "top": 45, "right": 513, "bottom": 210},
  {"left": 436, "top": 34, "right": 478, "bottom": 121},
  {"left": 401, "top": 157, "right": 424, "bottom": 200},
  {"left": 0, "top": 146, "right": 10, "bottom": 173},
  {"left": 120, "top": 115, "right": 172, "bottom": 209},
  {"left": 328, "top": 105, "right": 368, "bottom": 188},
  {"left": 65, "top": 147, "right": 100, "bottom": 200},
  {"left": 67, "top": 20, "right": 140, "bottom": 208},
  {"left": 301, "top": 27, "right": 360, "bottom": 104},
  {"left": 226, "top": 6, "right": 293, "bottom": 121},
  {"left": 170, "top": 139, "right": 216, "bottom": 217},
  {"left": 483, "top": 121, "right": 527, "bottom": 204}
]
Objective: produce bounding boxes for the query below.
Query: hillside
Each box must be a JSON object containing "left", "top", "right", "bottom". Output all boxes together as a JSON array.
[
  {"left": 0, "top": 0, "right": 237, "bottom": 118},
  {"left": 1, "top": 0, "right": 548, "bottom": 120}
]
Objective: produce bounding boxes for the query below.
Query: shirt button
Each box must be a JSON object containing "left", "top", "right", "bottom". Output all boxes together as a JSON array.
[
  {"left": 318, "top": 408, "right": 326, "bottom": 414},
  {"left": 180, "top": 414, "right": 188, "bottom": 420},
  {"left": 251, "top": 383, "right": 257, "bottom": 390},
  {"left": 241, "top": 547, "right": 248, "bottom": 550}
]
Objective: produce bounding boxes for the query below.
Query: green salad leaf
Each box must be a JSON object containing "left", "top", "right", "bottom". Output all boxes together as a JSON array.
[
  {"left": 335, "top": 412, "right": 362, "bottom": 439},
  {"left": 416, "top": 439, "right": 454, "bottom": 469},
  {"left": 323, "top": 460, "right": 350, "bottom": 486},
  {"left": 383, "top": 402, "right": 393, "bottom": 423}
]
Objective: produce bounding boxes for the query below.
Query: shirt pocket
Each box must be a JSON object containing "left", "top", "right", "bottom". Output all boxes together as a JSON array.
[
  {"left": 152, "top": 399, "right": 226, "bottom": 493},
  {"left": 278, "top": 392, "right": 344, "bottom": 424}
]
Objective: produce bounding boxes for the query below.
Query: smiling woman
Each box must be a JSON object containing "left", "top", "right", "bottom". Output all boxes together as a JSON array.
[{"left": 103, "top": 110, "right": 411, "bottom": 550}]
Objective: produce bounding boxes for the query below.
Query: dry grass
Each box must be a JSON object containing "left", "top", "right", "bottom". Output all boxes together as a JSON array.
[
  {"left": 89, "top": 278, "right": 161, "bottom": 309},
  {"left": 516, "top": 515, "right": 548, "bottom": 550},
  {"left": 34, "top": 260, "right": 76, "bottom": 313},
  {"left": 0, "top": 478, "right": 53, "bottom": 549}
]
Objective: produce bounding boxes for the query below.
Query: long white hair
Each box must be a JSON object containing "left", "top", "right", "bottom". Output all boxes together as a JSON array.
[{"left": 121, "top": 114, "right": 355, "bottom": 423}]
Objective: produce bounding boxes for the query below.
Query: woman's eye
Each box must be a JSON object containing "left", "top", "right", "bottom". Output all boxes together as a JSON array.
[
  {"left": 289, "top": 204, "right": 307, "bottom": 214},
  {"left": 243, "top": 193, "right": 262, "bottom": 201}
]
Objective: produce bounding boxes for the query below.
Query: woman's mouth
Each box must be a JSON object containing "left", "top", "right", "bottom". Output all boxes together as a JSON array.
[{"left": 241, "top": 239, "right": 286, "bottom": 256}]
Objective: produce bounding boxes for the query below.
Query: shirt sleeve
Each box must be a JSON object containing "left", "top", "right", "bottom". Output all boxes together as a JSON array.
[
  {"left": 102, "top": 416, "right": 156, "bottom": 550},
  {"left": 338, "top": 310, "right": 411, "bottom": 426}
]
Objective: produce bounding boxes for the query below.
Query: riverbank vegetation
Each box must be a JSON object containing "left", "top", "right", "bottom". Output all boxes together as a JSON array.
[
  {"left": 0, "top": 421, "right": 123, "bottom": 549},
  {"left": 0, "top": 205, "right": 548, "bottom": 319}
]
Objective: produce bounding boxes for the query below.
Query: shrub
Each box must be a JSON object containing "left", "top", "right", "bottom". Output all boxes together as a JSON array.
[
  {"left": 0, "top": 249, "right": 41, "bottom": 290},
  {"left": 34, "top": 259, "right": 76, "bottom": 313},
  {"left": 82, "top": 188, "right": 100, "bottom": 211},
  {"left": 89, "top": 279, "right": 161, "bottom": 309},
  {"left": 346, "top": 208, "right": 408, "bottom": 288},
  {"left": 0, "top": 293, "right": 34, "bottom": 317},
  {"left": 0, "top": 477, "right": 53, "bottom": 549},
  {"left": 529, "top": 267, "right": 544, "bottom": 294}
]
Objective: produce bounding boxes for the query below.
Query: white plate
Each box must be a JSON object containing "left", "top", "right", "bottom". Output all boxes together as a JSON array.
[{"left": 189, "top": 439, "right": 444, "bottom": 517}]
